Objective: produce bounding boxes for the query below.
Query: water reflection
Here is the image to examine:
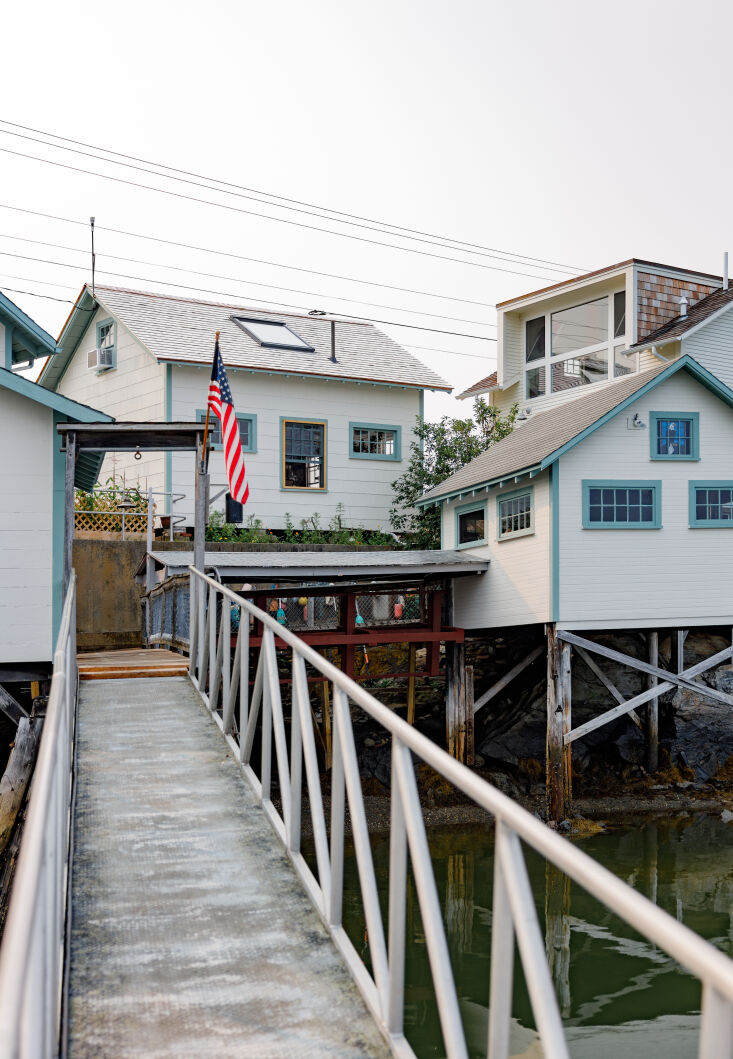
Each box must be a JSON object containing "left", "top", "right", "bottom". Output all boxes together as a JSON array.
[{"left": 330, "top": 814, "right": 733, "bottom": 1058}]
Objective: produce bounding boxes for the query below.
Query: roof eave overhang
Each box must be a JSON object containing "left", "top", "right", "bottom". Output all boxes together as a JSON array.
[
  {"left": 159, "top": 355, "right": 451, "bottom": 391},
  {"left": 538, "top": 355, "right": 733, "bottom": 470},
  {"left": 629, "top": 298, "right": 733, "bottom": 355},
  {"left": 416, "top": 464, "right": 543, "bottom": 508}
]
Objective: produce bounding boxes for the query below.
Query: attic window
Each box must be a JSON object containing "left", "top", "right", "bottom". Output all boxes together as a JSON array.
[{"left": 233, "top": 316, "right": 315, "bottom": 352}]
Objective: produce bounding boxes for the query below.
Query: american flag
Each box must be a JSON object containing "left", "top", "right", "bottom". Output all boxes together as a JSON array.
[{"left": 207, "top": 338, "right": 250, "bottom": 506}]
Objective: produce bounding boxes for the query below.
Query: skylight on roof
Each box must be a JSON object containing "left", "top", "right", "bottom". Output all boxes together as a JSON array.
[{"left": 233, "top": 316, "right": 315, "bottom": 352}]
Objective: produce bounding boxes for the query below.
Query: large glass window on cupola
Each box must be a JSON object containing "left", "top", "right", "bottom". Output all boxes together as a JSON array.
[{"left": 524, "top": 292, "right": 628, "bottom": 400}]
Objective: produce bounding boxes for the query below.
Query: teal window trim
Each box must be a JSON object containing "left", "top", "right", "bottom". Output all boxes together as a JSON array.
[
  {"left": 496, "top": 485, "right": 534, "bottom": 541},
  {"left": 649, "top": 411, "right": 700, "bottom": 461},
  {"left": 349, "top": 421, "right": 401, "bottom": 461},
  {"left": 95, "top": 317, "right": 117, "bottom": 371},
  {"left": 454, "top": 498, "right": 488, "bottom": 550},
  {"left": 689, "top": 481, "right": 733, "bottom": 528},
  {"left": 280, "top": 416, "right": 328, "bottom": 492},
  {"left": 196, "top": 408, "right": 257, "bottom": 452},
  {"left": 582, "top": 479, "right": 662, "bottom": 529}
]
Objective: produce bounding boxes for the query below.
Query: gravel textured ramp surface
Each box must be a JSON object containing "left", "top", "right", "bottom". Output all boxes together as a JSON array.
[{"left": 68, "top": 677, "right": 389, "bottom": 1058}]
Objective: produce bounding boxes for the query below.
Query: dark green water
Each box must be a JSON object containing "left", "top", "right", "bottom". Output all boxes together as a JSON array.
[{"left": 316, "top": 814, "right": 733, "bottom": 1058}]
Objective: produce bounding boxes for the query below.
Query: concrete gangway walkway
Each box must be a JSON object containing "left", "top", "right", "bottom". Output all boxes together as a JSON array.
[{"left": 67, "top": 676, "right": 389, "bottom": 1059}]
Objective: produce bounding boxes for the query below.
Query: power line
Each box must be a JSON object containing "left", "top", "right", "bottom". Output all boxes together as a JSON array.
[
  {"left": 0, "top": 238, "right": 496, "bottom": 328},
  {"left": 0, "top": 202, "right": 497, "bottom": 308},
  {"left": 0, "top": 258, "right": 495, "bottom": 341},
  {"left": 0, "top": 117, "right": 585, "bottom": 274},
  {"left": 0, "top": 144, "right": 572, "bottom": 282}
]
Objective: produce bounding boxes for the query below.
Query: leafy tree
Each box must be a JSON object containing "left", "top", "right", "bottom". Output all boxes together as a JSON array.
[{"left": 390, "top": 398, "right": 518, "bottom": 548}]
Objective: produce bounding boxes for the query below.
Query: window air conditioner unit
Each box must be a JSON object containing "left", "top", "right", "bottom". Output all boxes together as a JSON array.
[{"left": 87, "top": 346, "right": 114, "bottom": 371}]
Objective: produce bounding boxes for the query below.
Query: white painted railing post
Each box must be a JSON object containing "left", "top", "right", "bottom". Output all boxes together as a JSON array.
[
  {"left": 488, "top": 829, "right": 515, "bottom": 1059},
  {"left": 183, "top": 570, "right": 733, "bottom": 1059},
  {"left": 387, "top": 739, "right": 407, "bottom": 1038},
  {"left": 699, "top": 984, "right": 733, "bottom": 1059},
  {"left": 188, "top": 575, "right": 197, "bottom": 679},
  {"left": 221, "top": 596, "right": 231, "bottom": 709},
  {"left": 328, "top": 689, "right": 345, "bottom": 928}
]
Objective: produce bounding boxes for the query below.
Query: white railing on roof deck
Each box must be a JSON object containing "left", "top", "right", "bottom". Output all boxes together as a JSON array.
[
  {"left": 188, "top": 567, "right": 733, "bottom": 1059},
  {"left": 0, "top": 574, "right": 77, "bottom": 1059}
]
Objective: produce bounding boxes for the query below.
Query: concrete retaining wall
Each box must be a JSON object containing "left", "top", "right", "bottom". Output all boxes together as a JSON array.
[{"left": 73, "top": 539, "right": 147, "bottom": 651}]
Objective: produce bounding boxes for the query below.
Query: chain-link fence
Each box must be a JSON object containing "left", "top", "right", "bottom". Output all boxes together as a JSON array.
[
  {"left": 142, "top": 575, "right": 191, "bottom": 650},
  {"left": 142, "top": 578, "right": 439, "bottom": 648}
]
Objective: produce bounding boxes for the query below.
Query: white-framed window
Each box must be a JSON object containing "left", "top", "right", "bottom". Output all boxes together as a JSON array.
[
  {"left": 523, "top": 290, "right": 631, "bottom": 399},
  {"left": 497, "top": 488, "right": 534, "bottom": 540}
]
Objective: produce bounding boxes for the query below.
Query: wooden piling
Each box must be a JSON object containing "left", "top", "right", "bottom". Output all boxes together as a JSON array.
[
  {"left": 446, "top": 644, "right": 474, "bottom": 766},
  {"left": 645, "top": 631, "right": 659, "bottom": 773},
  {"left": 546, "top": 625, "right": 571, "bottom": 822}
]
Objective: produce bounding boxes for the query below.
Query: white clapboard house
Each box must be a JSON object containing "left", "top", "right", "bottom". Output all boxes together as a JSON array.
[
  {"left": 0, "top": 291, "right": 111, "bottom": 683},
  {"left": 39, "top": 286, "right": 450, "bottom": 530},
  {"left": 457, "top": 256, "right": 733, "bottom": 415},
  {"left": 420, "top": 355, "right": 733, "bottom": 632}
]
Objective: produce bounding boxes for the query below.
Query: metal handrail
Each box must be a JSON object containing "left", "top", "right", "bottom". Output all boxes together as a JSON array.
[
  {"left": 0, "top": 574, "right": 78, "bottom": 1059},
  {"left": 188, "top": 567, "right": 733, "bottom": 1059}
]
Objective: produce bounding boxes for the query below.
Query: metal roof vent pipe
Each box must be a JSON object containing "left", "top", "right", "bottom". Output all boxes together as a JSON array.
[
  {"left": 330, "top": 319, "right": 338, "bottom": 363},
  {"left": 679, "top": 293, "right": 688, "bottom": 319},
  {"left": 724, "top": 251, "right": 729, "bottom": 291}
]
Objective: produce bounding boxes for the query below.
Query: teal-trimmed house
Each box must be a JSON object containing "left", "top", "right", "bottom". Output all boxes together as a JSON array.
[
  {"left": 0, "top": 289, "right": 59, "bottom": 371},
  {"left": 456, "top": 256, "right": 733, "bottom": 418},
  {"left": 38, "top": 285, "right": 450, "bottom": 530},
  {"left": 0, "top": 364, "right": 112, "bottom": 673},
  {"left": 419, "top": 355, "right": 733, "bottom": 632}
]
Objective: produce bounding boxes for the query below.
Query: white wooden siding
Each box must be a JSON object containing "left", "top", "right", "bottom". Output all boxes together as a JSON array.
[
  {"left": 443, "top": 475, "right": 551, "bottom": 629},
  {"left": 55, "top": 306, "right": 165, "bottom": 494},
  {"left": 683, "top": 309, "right": 733, "bottom": 389},
  {"left": 558, "top": 372, "right": 733, "bottom": 628},
  {"left": 170, "top": 366, "right": 420, "bottom": 529},
  {"left": 0, "top": 389, "right": 53, "bottom": 662}
]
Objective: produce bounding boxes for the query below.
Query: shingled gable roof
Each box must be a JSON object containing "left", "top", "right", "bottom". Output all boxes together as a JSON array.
[
  {"left": 628, "top": 284, "right": 733, "bottom": 350},
  {"left": 43, "top": 285, "right": 450, "bottom": 392},
  {"left": 455, "top": 371, "right": 498, "bottom": 401},
  {"left": 417, "top": 356, "right": 733, "bottom": 506}
]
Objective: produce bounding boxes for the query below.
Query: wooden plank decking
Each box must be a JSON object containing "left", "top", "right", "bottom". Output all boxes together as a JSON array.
[
  {"left": 77, "top": 649, "right": 189, "bottom": 680},
  {"left": 67, "top": 677, "right": 388, "bottom": 1058}
]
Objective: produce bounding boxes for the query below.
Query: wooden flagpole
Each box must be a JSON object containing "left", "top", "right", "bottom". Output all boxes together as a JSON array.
[{"left": 201, "top": 331, "right": 219, "bottom": 469}]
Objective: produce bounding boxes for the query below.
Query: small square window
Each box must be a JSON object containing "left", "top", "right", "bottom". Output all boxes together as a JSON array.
[
  {"left": 650, "top": 412, "right": 699, "bottom": 460},
  {"left": 197, "top": 410, "right": 256, "bottom": 452},
  {"left": 456, "top": 504, "right": 486, "bottom": 547}
]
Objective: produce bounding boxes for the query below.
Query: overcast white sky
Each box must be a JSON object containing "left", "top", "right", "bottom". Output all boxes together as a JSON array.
[{"left": 2, "top": 0, "right": 732, "bottom": 418}]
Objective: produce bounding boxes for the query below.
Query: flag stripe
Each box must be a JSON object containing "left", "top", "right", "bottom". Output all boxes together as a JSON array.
[{"left": 207, "top": 341, "right": 249, "bottom": 506}]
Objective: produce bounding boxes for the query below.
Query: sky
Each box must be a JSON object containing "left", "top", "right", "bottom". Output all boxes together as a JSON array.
[{"left": 2, "top": 0, "right": 733, "bottom": 419}]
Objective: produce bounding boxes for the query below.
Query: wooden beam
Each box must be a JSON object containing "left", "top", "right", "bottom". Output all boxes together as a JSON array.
[
  {"left": 446, "top": 643, "right": 472, "bottom": 763},
  {"left": 464, "top": 664, "right": 475, "bottom": 767},
  {"left": 574, "top": 645, "right": 642, "bottom": 732},
  {"left": 473, "top": 645, "right": 544, "bottom": 716},
  {"left": 565, "top": 642, "right": 733, "bottom": 745},
  {"left": 556, "top": 631, "right": 733, "bottom": 708},
  {"left": 193, "top": 435, "right": 208, "bottom": 574},
  {"left": 645, "top": 631, "right": 659, "bottom": 773},
  {"left": 546, "top": 625, "right": 571, "bottom": 822},
  {"left": 63, "top": 429, "right": 76, "bottom": 594},
  {"left": 0, "top": 685, "right": 28, "bottom": 725},
  {"left": 0, "top": 715, "right": 43, "bottom": 856},
  {"left": 407, "top": 643, "right": 417, "bottom": 725}
]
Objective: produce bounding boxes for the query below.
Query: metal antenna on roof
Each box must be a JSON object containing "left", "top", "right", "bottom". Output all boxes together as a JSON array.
[{"left": 90, "top": 217, "right": 96, "bottom": 299}]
